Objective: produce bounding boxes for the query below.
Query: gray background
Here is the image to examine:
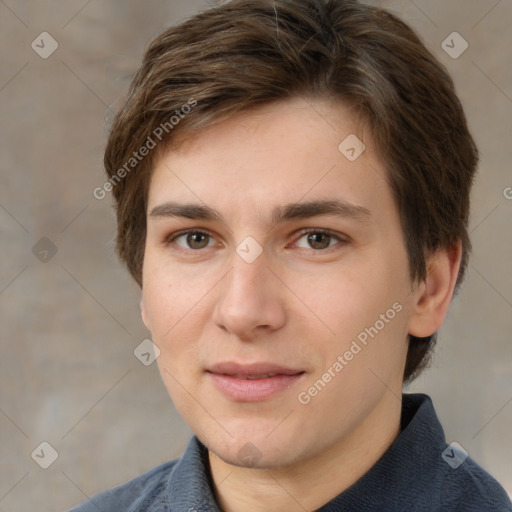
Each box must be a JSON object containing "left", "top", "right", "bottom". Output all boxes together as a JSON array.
[{"left": 0, "top": 1, "right": 510, "bottom": 510}]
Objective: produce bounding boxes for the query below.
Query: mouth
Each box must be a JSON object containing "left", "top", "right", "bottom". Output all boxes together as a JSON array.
[
  {"left": 206, "top": 362, "right": 306, "bottom": 402},
  {"left": 240, "top": 373, "right": 285, "bottom": 380}
]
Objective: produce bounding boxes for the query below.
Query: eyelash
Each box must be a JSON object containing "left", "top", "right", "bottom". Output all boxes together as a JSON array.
[{"left": 164, "top": 228, "right": 349, "bottom": 253}]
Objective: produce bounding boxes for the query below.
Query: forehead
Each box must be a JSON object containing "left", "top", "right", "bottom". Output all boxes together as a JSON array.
[{"left": 147, "top": 97, "right": 393, "bottom": 224}]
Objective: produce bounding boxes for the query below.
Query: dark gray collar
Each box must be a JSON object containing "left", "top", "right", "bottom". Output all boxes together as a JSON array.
[{"left": 165, "top": 394, "right": 445, "bottom": 511}]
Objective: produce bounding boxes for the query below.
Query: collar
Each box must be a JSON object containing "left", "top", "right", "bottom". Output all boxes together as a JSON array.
[{"left": 165, "top": 393, "right": 444, "bottom": 511}]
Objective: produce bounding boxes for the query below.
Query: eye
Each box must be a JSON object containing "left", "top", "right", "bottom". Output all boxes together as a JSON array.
[
  {"left": 172, "top": 231, "right": 217, "bottom": 250},
  {"left": 294, "top": 230, "right": 344, "bottom": 250}
]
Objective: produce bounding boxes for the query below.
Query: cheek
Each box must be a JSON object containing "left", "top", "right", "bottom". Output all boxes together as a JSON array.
[
  {"left": 142, "top": 260, "right": 210, "bottom": 334},
  {"left": 142, "top": 261, "right": 216, "bottom": 379},
  {"left": 303, "top": 265, "right": 398, "bottom": 334},
  {"left": 300, "top": 256, "right": 411, "bottom": 374},
  {"left": 297, "top": 275, "right": 409, "bottom": 414},
  {"left": 145, "top": 271, "right": 206, "bottom": 400}
]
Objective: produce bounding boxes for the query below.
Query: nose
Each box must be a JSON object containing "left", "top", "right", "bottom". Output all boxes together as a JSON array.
[{"left": 212, "top": 254, "right": 287, "bottom": 339}]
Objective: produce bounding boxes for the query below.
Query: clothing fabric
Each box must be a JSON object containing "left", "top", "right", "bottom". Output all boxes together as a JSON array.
[{"left": 69, "top": 393, "right": 512, "bottom": 511}]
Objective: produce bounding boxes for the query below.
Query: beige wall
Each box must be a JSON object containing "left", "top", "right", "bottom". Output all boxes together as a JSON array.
[{"left": 0, "top": 1, "right": 510, "bottom": 510}]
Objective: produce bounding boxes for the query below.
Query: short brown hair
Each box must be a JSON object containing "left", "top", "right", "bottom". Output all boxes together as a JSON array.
[{"left": 104, "top": 0, "right": 478, "bottom": 382}]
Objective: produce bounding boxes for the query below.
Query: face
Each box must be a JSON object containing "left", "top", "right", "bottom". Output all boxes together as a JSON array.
[{"left": 141, "top": 97, "right": 418, "bottom": 469}]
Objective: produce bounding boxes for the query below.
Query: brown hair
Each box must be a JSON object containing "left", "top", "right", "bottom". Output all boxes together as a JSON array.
[{"left": 104, "top": 0, "right": 478, "bottom": 382}]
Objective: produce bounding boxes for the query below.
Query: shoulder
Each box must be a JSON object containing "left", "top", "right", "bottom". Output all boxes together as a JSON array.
[
  {"left": 388, "top": 394, "right": 511, "bottom": 511},
  {"left": 438, "top": 448, "right": 511, "bottom": 511},
  {"left": 67, "top": 458, "right": 178, "bottom": 512}
]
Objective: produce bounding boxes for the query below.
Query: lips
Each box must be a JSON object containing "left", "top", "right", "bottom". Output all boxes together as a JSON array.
[
  {"left": 206, "top": 362, "right": 305, "bottom": 401},
  {"left": 208, "top": 361, "right": 304, "bottom": 378},
  {"left": 244, "top": 373, "right": 280, "bottom": 380}
]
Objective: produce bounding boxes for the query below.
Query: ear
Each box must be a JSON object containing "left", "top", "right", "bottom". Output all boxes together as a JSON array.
[
  {"left": 407, "top": 242, "right": 462, "bottom": 338},
  {"left": 140, "top": 294, "right": 151, "bottom": 330}
]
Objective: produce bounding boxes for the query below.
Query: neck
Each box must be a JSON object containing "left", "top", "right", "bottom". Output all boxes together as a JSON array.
[{"left": 208, "top": 392, "right": 402, "bottom": 512}]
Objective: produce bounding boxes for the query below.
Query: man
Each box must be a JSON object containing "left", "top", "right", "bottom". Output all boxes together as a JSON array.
[{"left": 73, "top": 0, "right": 511, "bottom": 510}]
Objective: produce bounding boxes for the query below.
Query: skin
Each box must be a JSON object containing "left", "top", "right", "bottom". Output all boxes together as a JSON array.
[{"left": 141, "top": 97, "right": 462, "bottom": 512}]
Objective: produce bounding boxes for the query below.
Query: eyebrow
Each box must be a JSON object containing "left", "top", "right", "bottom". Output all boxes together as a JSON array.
[
  {"left": 149, "top": 202, "right": 223, "bottom": 222},
  {"left": 271, "top": 199, "right": 371, "bottom": 224},
  {"left": 149, "top": 199, "right": 371, "bottom": 225}
]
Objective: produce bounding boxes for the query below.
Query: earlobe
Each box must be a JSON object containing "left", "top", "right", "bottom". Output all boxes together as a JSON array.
[
  {"left": 407, "top": 242, "right": 462, "bottom": 338},
  {"left": 140, "top": 295, "right": 150, "bottom": 330}
]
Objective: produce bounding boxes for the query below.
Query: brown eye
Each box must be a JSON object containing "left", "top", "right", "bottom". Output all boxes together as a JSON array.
[
  {"left": 186, "top": 232, "right": 210, "bottom": 249},
  {"left": 307, "top": 232, "right": 332, "bottom": 250},
  {"left": 172, "top": 231, "right": 215, "bottom": 250}
]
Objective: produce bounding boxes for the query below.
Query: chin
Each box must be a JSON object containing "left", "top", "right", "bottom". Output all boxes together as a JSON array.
[
  {"left": 209, "top": 442, "right": 294, "bottom": 470},
  {"left": 201, "top": 426, "right": 310, "bottom": 470}
]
